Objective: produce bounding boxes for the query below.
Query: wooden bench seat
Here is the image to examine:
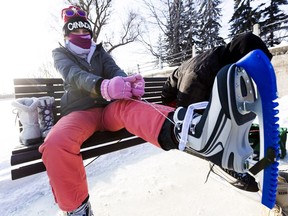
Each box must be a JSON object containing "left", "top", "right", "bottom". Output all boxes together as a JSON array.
[{"left": 11, "top": 77, "right": 167, "bottom": 180}]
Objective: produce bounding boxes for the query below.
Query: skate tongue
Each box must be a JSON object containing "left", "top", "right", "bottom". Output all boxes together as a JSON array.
[{"left": 179, "top": 101, "right": 208, "bottom": 151}]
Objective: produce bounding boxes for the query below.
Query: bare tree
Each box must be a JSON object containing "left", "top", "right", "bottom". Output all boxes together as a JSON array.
[
  {"left": 142, "top": 0, "right": 199, "bottom": 65},
  {"left": 33, "top": 62, "right": 59, "bottom": 78},
  {"left": 141, "top": 0, "right": 170, "bottom": 58},
  {"left": 66, "top": 0, "right": 144, "bottom": 53},
  {"left": 104, "top": 11, "right": 144, "bottom": 53}
]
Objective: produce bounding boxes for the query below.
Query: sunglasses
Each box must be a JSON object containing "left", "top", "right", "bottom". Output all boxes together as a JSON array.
[{"left": 62, "top": 6, "right": 87, "bottom": 19}]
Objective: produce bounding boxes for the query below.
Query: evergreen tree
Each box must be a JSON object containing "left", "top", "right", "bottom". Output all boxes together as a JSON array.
[
  {"left": 181, "top": 0, "right": 199, "bottom": 60},
  {"left": 164, "top": 0, "right": 185, "bottom": 66},
  {"left": 163, "top": 0, "right": 200, "bottom": 65},
  {"left": 229, "top": 0, "right": 262, "bottom": 37},
  {"left": 259, "top": 0, "right": 288, "bottom": 47},
  {"left": 144, "top": 0, "right": 201, "bottom": 65},
  {"left": 197, "top": 0, "right": 224, "bottom": 52}
]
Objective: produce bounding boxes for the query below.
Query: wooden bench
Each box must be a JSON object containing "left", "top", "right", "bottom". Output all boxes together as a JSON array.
[{"left": 11, "top": 77, "right": 167, "bottom": 180}]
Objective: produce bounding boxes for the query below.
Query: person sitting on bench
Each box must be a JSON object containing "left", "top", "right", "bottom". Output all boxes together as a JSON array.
[{"left": 38, "top": 6, "right": 280, "bottom": 216}]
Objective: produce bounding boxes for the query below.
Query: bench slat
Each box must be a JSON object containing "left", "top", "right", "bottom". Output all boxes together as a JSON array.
[
  {"left": 13, "top": 78, "right": 64, "bottom": 85},
  {"left": 15, "top": 77, "right": 165, "bottom": 85},
  {"left": 11, "top": 162, "right": 46, "bottom": 180},
  {"left": 14, "top": 93, "right": 64, "bottom": 100},
  {"left": 14, "top": 85, "right": 64, "bottom": 94},
  {"left": 11, "top": 129, "right": 135, "bottom": 165},
  {"left": 11, "top": 137, "right": 145, "bottom": 180},
  {"left": 144, "top": 77, "right": 167, "bottom": 82}
]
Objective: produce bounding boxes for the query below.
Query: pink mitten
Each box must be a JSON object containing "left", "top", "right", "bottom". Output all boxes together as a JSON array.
[
  {"left": 123, "top": 74, "right": 145, "bottom": 98},
  {"left": 100, "top": 76, "right": 132, "bottom": 101}
]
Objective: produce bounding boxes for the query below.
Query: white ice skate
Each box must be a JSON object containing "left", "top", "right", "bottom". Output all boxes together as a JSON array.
[{"left": 174, "top": 50, "right": 279, "bottom": 209}]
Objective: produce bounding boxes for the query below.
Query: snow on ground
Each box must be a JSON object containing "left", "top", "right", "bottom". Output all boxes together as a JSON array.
[{"left": 0, "top": 95, "right": 287, "bottom": 216}]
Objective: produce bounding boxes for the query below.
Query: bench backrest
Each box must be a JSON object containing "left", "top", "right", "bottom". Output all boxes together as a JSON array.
[{"left": 13, "top": 77, "right": 167, "bottom": 123}]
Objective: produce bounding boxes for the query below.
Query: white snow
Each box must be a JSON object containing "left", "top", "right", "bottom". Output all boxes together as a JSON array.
[{"left": 0, "top": 95, "right": 287, "bottom": 216}]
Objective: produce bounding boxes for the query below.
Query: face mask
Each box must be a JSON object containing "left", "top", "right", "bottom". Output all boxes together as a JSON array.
[{"left": 68, "top": 33, "right": 92, "bottom": 49}]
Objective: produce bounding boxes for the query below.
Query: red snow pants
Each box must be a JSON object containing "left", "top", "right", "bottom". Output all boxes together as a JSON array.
[{"left": 39, "top": 99, "right": 174, "bottom": 211}]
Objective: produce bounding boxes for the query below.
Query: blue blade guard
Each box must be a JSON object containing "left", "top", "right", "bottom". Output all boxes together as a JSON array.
[{"left": 235, "top": 49, "right": 280, "bottom": 209}]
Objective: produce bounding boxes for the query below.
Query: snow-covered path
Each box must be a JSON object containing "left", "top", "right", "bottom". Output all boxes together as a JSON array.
[{"left": 0, "top": 96, "right": 287, "bottom": 216}]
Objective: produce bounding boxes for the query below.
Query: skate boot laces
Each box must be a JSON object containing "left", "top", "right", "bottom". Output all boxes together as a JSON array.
[{"left": 38, "top": 102, "right": 54, "bottom": 132}]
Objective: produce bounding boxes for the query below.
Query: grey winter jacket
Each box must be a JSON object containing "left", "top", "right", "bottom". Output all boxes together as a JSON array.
[{"left": 52, "top": 43, "right": 127, "bottom": 115}]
